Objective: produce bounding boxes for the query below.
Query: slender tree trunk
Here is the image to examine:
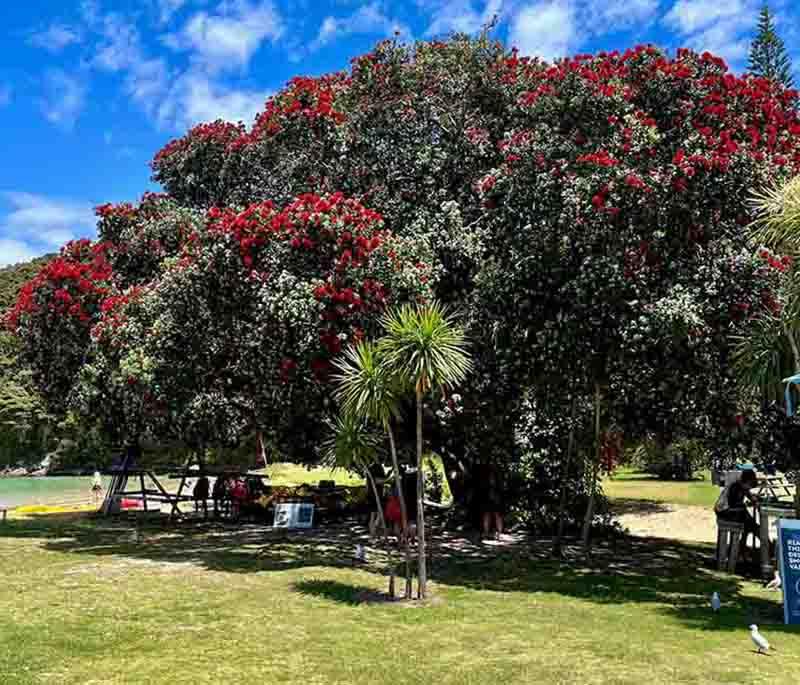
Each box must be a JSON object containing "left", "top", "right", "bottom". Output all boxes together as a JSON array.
[
  {"left": 553, "top": 395, "right": 578, "bottom": 558},
  {"left": 256, "top": 430, "right": 267, "bottom": 468},
  {"left": 366, "top": 468, "right": 396, "bottom": 598},
  {"left": 581, "top": 383, "right": 602, "bottom": 555},
  {"left": 387, "top": 423, "right": 413, "bottom": 599},
  {"left": 416, "top": 388, "right": 428, "bottom": 599},
  {"left": 785, "top": 323, "right": 800, "bottom": 373}
]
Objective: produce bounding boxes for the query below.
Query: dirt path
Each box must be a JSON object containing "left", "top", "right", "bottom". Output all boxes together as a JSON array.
[{"left": 613, "top": 499, "right": 718, "bottom": 544}]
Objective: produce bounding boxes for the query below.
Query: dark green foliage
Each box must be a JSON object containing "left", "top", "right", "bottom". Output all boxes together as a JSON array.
[{"left": 748, "top": 4, "right": 795, "bottom": 88}]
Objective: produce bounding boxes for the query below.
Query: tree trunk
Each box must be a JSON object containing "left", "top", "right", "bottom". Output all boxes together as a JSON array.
[
  {"left": 553, "top": 395, "right": 578, "bottom": 558},
  {"left": 416, "top": 388, "right": 428, "bottom": 599},
  {"left": 785, "top": 323, "right": 800, "bottom": 373},
  {"left": 366, "top": 468, "right": 396, "bottom": 598},
  {"left": 439, "top": 451, "right": 468, "bottom": 504},
  {"left": 387, "top": 423, "right": 413, "bottom": 599},
  {"left": 256, "top": 430, "right": 267, "bottom": 468},
  {"left": 581, "top": 383, "right": 602, "bottom": 555}
]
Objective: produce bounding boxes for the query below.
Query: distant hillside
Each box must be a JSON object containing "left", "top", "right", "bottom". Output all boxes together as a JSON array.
[{"left": 0, "top": 254, "right": 53, "bottom": 314}]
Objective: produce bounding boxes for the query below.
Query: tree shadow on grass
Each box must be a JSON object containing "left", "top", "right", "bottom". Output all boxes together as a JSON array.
[
  {"left": 610, "top": 498, "right": 675, "bottom": 516},
  {"left": 293, "top": 579, "right": 377, "bottom": 605},
  {"left": 0, "top": 512, "right": 789, "bottom": 633}
]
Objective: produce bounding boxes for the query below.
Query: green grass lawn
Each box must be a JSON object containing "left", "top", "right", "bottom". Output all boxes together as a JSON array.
[
  {"left": 604, "top": 469, "right": 720, "bottom": 508},
  {"left": 1, "top": 512, "right": 798, "bottom": 684},
  {"left": 264, "top": 462, "right": 364, "bottom": 487}
]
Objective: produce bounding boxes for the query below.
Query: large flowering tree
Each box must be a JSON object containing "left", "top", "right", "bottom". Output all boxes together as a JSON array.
[
  {"left": 7, "top": 36, "right": 800, "bottom": 525},
  {"left": 72, "top": 193, "right": 434, "bottom": 452}
]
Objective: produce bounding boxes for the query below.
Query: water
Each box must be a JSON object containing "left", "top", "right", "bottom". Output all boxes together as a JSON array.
[{"left": 0, "top": 476, "right": 111, "bottom": 508}]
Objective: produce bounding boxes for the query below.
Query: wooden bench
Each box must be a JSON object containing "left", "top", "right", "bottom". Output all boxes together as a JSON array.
[{"left": 716, "top": 518, "right": 744, "bottom": 573}]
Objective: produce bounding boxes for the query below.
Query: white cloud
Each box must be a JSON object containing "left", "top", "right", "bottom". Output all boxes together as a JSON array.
[
  {"left": 311, "top": 2, "right": 411, "bottom": 51},
  {"left": 28, "top": 24, "right": 82, "bottom": 52},
  {"left": 585, "top": 0, "right": 658, "bottom": 29},
  {"left": 93, "top": 15, "right": 142, "bottom": 71},
  {"left": 157, "top": 72, "right": 269, "bottom": 128},
  {"left": 157, "top": 0, "right": 190, "bottom": 24},
  {"left": 167, "top": 0, "right": 283, "bottom": 72},
  {"left": 509, "top": 1, "right": 578, "bottom": 61},
  {"left": 686, "top": 20, "right": 752, "bottom": 63},
  {"left": 662, "top": 0, "right": 750, "bottom": 34},
  {"left": 0, "top": 86, "right": 10, "bottom": 107},
  {"left": 0, "top": 240, "right": 40, "bottom": 268},
  {"left": 420, "top": 0, "right": 504, "bottom": 37},
  {"left": 662, "top": 0, "right": 759, "bottom": 69},
  {"left": 40, "top": 71, "right": 86, "bottom": 131},
  {"left": 0, "top": 192, "right": 96, "bottom": 251},
  {"left": 88, "top": 15, "right": 172, "bottom": 119}
]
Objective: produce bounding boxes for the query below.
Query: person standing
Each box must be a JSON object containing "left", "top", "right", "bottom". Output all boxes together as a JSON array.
[
  {"left": 367, "top": 462, "right": 387, "bottom": 537},
  {"left": 193, "top": 476, "right": 210, "bottom": 519},
  {"left": 476, "top": 461, "right": 505, "bottom": 541},
  {"left": 401, "top": 466, "right": 418, "bottom": 544},
  {"left": 91, "top": 470, "right": 103, "bottom": 505}
]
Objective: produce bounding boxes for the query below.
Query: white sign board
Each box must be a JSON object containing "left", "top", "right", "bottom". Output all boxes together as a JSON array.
[{"left": 274, "top": 503, "right": 315, "bottom": 529}]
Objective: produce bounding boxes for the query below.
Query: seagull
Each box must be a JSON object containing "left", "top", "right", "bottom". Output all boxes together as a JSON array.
[
  {"left": 750, "top": 624, "right": 771, "bottom": 654},
  {"left": 766, "top": 571, "right": 782, "bottom": 591},
  {"left": 711, "top": 592, "right": 721, "bottom": 612}
]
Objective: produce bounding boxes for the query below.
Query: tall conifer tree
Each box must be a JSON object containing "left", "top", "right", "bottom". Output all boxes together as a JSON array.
[{"left": 748, "top": 4, "right": 794, "bottom": 88}]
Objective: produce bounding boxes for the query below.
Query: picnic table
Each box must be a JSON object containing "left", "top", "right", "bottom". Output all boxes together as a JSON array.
[{"left": 757, "top": 474, "right": 797, "bottom": 579}]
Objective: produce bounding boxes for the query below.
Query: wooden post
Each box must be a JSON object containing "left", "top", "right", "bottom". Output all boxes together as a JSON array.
[
  {"left": 760, "top": 506, "right": 772, "bottom": 579},
  {"left": 140, "top": 474, "right": 149, "bottom": 512},
  {"left": 170, "top": 452, "right": 195, "bottom": 520}
]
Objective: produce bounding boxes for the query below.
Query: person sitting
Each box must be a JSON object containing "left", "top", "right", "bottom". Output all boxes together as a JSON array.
[
  {"left": 715, "top": 469, "right": 760, "bottom": 561},
  {"left": 193, "top": 476, "right": 210, "bottom": 518}
]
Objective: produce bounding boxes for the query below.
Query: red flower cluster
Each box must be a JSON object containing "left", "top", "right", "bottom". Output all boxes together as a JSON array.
[
  {"left": 91, "top": 287, "right": 145, "bottom": 342},
  {"left": 206, "top": 192, "right": 393, "bottom": 365},
  {"left": 576, "top": 149, "right": 619, "bottom": 167},
  {"left": 231, "top": 75, "right": 348, "bottom": 149},
  {"left": 4, "top": 241, "right": 115, "bottom": 331},
  {"left": 94, "top": 202, "right": 137, "bottom": 219},
  {"left": 758, "top": 247, "right": 793, "bottom": 272},
  {"left": 153, "top": 121, "right": 246, "bottom": 163}
]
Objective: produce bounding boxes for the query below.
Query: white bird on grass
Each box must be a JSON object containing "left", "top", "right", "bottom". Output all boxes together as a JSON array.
[
  {"left": 711, "top": 592, "right": 721, "bottom": 612},
  {"left": 750, "top": 624, "right": 772, "bottom": 654},
  {"left": 765, "top": 571, "right": 782, "bottom": 591}
]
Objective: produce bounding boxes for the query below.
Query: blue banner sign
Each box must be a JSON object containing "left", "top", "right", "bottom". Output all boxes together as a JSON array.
[{"left": 777, "top": 519, "right": 800, "bottom": 625}]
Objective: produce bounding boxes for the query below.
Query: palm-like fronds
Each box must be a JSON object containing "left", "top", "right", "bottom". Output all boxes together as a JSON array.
[
  {"left": 332, "top": 341, "right": 404, "bottom": 428},
  {"left": 750, "top": 176, "right": 800, "bottom": 252},
  {"left": 321, "top": 413, "right": 384, "bottom": 472},
  {"left": 732, "top": 312, "right": 794, "bottom": 401},
  {"left": 378, "top": 302, "right": 472, "bottom": 393}
]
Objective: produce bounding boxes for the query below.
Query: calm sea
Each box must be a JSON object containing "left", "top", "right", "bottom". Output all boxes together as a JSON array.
[{"left": 0, "top": 476, "right": 111, "bottom": 508}]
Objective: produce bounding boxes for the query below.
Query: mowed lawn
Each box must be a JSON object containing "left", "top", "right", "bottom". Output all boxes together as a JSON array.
[
  {"left": 604, "top": 469, "right": 720, "bottom": 508},
  {"left": 1, "top": 512, "right": 799, "bottom": 685}
]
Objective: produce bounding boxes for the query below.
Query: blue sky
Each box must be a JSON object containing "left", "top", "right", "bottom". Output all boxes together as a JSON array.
[{"left": 0, "top": 0, "right": 797, "bottom": 266}]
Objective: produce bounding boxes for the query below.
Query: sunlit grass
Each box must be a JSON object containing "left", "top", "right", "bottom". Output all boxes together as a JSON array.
[
  {"left": 0, "top": 513, "right": 798, "bottom": 684},
  {"left": 604, "top": 469, "right": 720, "bottom": 508}
]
